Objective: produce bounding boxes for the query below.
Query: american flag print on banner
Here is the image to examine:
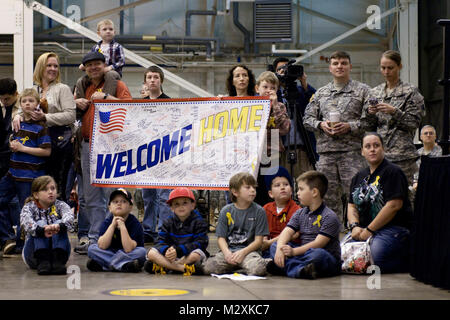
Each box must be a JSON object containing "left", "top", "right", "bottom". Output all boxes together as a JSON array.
[{"left": 99, "top": 108, "right": 127, "bottom": 133}]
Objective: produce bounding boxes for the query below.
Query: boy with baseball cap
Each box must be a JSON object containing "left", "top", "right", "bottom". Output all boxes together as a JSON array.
[
  {"left": 261, "top": 166, "right": 301, "bottom": 258},
  {"left": 86, "top": 188, "right": 146, "bottom": 272},
  {"left": 144, "top": 187, "right": 209, "bottom": 276}
]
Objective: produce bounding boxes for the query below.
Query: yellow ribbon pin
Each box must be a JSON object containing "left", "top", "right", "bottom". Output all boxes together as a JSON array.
[
  {"left": 267, "top": 116, "right": 276, "bottom": 128},
  {"left": 20, "top": 136, "right": 29, "bottom": 145},
  {"left": 313, "top": 215, "right": 322, "bottom": 227},
  {"left": 371, "top": 176, "right": 380, "bottom": 187},
  {"left": 280, "top": 213, "right": 286, "bottom": 223},
  {"left": 49, "top": 205, "right": 58, "bottom": 217},
  {"left": 226, "top": 212, "right": 234, "bottom": 226}
]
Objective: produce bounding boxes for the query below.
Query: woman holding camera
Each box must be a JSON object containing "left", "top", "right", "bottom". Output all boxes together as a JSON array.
[{"left": 362, "top": 50, "right": 425, "bottom": 187}]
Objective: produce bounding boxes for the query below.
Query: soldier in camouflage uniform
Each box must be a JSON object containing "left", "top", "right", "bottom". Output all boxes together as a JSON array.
[
  {"left": 361, "top": 50, "right": 425, "bottom": 188},
  {"left": 303, "top": 51, "right": 370, "bottom": 226}
]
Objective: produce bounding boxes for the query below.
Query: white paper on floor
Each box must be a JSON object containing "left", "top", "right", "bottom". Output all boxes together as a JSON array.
[{"left": 211, "top": 273, "right": 266, "bottom": 281}]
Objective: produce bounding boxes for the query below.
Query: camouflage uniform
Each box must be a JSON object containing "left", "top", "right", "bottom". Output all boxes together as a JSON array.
[
  {"left": 303, "top": 80, "right": 370, "bottom": 225},
  {"left": 361, "top": 80, "right": 426, "bottom": 186}
]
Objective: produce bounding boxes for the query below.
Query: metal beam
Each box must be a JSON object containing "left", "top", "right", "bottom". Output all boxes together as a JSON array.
[
  {"left": 28, "top": 0, "right": 213, "bottom": 97},
  {"left": 14, "top": 0, "right": 34, "bottom": 91},
  {"left": 39, "top": 0, "right": 154, "bottom": 35},
  {"left": 295, "top": 5, "right": 401, "bottom": 64}
]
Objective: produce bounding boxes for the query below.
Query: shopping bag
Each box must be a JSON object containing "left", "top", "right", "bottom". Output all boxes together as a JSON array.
[{"left": 340, "top": 233, "right": 373, "bottom": 274}]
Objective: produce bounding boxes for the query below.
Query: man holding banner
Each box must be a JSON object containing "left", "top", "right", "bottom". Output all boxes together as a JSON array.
[
  {"left": 140, "top": 66, "right": 173, "bottom": 244},
  {"left": 74, "top": 51, "right": 132, "bottom": 253}
]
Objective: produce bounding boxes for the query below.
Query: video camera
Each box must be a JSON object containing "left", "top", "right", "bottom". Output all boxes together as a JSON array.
[{"left": 276, "top": 60, "right": 304, "bottom": 84}]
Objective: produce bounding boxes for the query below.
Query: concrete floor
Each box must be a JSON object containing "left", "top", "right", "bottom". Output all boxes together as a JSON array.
[{"left": 0, "top": 232, "right": 449, "bottom": 301}]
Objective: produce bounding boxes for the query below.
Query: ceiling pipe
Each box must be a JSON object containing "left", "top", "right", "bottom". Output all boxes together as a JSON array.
[
  {"left": 33, "top": 34, "right": 216, "bottom": 59},
  {"left": 232, "top": 2, "right": 250, "bottom": 54}
]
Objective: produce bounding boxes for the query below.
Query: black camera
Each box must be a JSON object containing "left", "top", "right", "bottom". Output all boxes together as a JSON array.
[{"left": 276, "top": 60, "right": 304, "bottom": 83}]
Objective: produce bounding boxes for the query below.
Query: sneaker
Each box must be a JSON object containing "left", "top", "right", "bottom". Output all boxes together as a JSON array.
[
  {"left": 37, "top": 260, "right": 52, "bottom": 275},
  {"left": 3, "top": 240, "right": 16, "bottom": 255},
  {"left": 74, "top": 238, "right": 90, "bottom": 255},
  {"left": 121, "top": 259, "right": 142, "bottom": 273},
  {"left": 266, "top": 260, "right": 286, "bottom": 276},
  {"left": 144, "top": 234, "right": 154, "bottom": 244},
  {"left": 183, "top": 264, "right": 203, "bottom": 276},
  {"left": 298, "top": 263, "right": 317, "bottom": 279},
  {"left": 86, "top": 258, "right": 103, "bottom": 272},
  {"left": 143, "top": 261, "right": 166, "bottom": 274}
]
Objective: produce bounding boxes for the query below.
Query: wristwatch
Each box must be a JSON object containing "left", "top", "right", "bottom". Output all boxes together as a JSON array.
[
  {"left": 103, "top": 93, "right": 108, "bottom": 99},
  {"left": 349, "top": 222, "right": 360, "bottom": 231}
]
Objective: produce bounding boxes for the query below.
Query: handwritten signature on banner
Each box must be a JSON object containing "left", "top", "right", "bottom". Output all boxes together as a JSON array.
[{"left": 90, "top": 97, "right": 271, "bottom": 189}]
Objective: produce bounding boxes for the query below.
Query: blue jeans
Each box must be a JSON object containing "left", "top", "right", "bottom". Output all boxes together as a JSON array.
[
  {"left": 81, "top": 141, "right": 112, "bottom": 242},
  {"left": 142, "top": 188, "right": 173, "bottom": 239},
  {"left": 0, "top": 174, "right": 31, "bottom": 248},
  {"left": 270, "top": 241, "right": 341, "bottom": 278},
  {"left": 22, "top": 232, "right": 71, "bottom": 269},
  {"left": 87, "top": 243, "right": 147, "bottom": 271},
  {"left": 75, "top": 173, "right": 89, "bottom": 240},
  {"left": 368, "top": 225, "right": 410, "bottom": 273}
]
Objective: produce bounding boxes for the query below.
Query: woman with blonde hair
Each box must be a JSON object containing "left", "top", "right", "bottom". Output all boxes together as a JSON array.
[{"left": 13, "top": 52, "right": 76, "bottom": 202}]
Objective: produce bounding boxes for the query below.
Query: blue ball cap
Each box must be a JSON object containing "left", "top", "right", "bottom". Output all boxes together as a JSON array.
[{"left": 263, "top": 166, "right": 293, "bottom": 191}]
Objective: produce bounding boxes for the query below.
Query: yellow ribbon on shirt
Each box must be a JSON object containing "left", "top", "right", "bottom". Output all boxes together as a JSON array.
[
  {"left": 313, "top": 215, "right": 322, "bottom": 227},
  {"left": 371, "top": 175, "right": 380, "bottom": 187},
  {"left": 20, "top": 136, "right": 29, "bottom": 145},
  {"left": 226, "top": 212, "right": 234, "bottom": 226},
  {"left": 49, "top": 205, "right": 58, "bottom": 217},
  {"left": 267, "top": 117, "right": 276, "bottom": 128},
  {"left": 280, "top": 213, "right": 286, "bottom": 223}
]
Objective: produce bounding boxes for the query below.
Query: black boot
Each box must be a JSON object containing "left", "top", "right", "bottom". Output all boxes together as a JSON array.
[
  {"left": 34, "top": 249, "right": 52, "bottom": 275},
  {"left": 51, "top": 248, "right": 68, "bottom": 275}
]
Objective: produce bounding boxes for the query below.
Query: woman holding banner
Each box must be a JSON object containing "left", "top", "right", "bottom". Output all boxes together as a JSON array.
[{"left": 225, "top": 64, "right": 256, "bottom": 97}]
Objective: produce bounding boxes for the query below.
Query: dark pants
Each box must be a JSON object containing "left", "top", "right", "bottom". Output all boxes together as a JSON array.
[
  {"left": 270, "top": 241, "right": 341, "bottom": 278},
  {"left": 23, "top": 232, "right": 71, "bottom": 269},
  {"left": 0, "top": 174, "right": 30, "bottom": 248}
]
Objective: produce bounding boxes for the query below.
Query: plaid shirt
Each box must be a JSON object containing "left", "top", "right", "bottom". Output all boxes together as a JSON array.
[{"left": 91, "top": 39, "right": 125, "bottom": 76}]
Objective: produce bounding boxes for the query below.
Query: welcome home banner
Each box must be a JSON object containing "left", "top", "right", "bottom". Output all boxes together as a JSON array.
[{"left": 89, "top": 97, "right": 271, "bottom": 189}]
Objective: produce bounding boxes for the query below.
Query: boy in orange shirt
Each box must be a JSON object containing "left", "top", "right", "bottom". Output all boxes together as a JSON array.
[{"left": 262, "top": 166, "right": 300, "bottom": 258}]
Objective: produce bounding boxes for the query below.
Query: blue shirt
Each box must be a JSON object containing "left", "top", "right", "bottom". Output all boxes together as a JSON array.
[
  {"left": 9, "top": 120, "right": 51, "bottom": 182},
  {"left": 99, "top": 214, "right": 144, "bottom": 250},
  {"left": 287, "top": 203, "right": 341, "bottom": 261}
]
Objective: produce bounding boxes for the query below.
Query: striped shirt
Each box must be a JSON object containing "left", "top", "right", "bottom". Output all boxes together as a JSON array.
[
  {"left": 91, "top": 39, "right": 125, "bottom": 76},
  {"left": 8, "top": 121, "right": 51, "bottom": 182},
  {"left": 287, "top": 203, "right": 341, "bottom": 261}
]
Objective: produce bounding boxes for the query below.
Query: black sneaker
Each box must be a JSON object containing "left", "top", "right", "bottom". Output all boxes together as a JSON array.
[
  {"left": 87, "top": 258, "right": 103, "bottom": 272},
  {"left": 266, "top": 260, "right": 286, "bottom": 276},
  {"left": 144, "top": 234, "right": 154, "bottom": 244},
  {"left": 183, "top": 263, "right": 203, "bottom": 276},
  {"left": 298, "top": 263, "right": 317, "bottom": 279},
  {"left": 144, "top": 261, "right": 166, "bottom": 274},
  {"left": 37, "top": 260, "right": 52, "bottom": 275},
  {"left": 3, "top": 240, "right": 16, "bottom": 255},
  {"left": 74, "top": 239, "right": 90, "bottom": 255},
  {"left": 121, "top": 259, "right": 142, "bottom": 273}
]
